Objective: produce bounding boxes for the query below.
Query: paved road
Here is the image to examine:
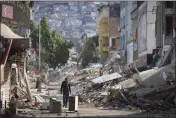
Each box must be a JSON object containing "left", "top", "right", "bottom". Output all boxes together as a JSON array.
[
  {"left": 3, "top": 104, "right": 175, "bottom": 118},
  {"left": 15, "top": 108, "right": 176, "bottom": 118},
  {"left": 16, "top": 107, "right": 142, "bottom": 118}
]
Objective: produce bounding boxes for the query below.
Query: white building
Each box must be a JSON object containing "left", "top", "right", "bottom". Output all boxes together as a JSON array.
[
  {"left": 120, "top": 1, "right": 133, "bottom": 64},
  {"left": 126, "top": 2, "right": 133, "bottom": 65},
  {"left": 120, "top": 1, "right": 157, "bottom": 69},
  {"left": 137, "top": 1, "right": 157, "bottom": 67}
]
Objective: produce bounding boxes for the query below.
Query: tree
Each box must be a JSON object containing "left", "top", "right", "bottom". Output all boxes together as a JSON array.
[
  {"left": 40, "top": 16, "right": 52, "bottom": 51},
  {"left": 48, "top": 30, "right": 73, "bottom": 69},
  {"left": 79, "top": 35, "right": 99, "bottom": 68},
  {"left": 30, "top": 16, "right": 74, "bottom": 69}
]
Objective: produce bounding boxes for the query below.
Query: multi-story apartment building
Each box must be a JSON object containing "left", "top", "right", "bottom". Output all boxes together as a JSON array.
[
  {"left": 120, "top": 1, "right": 158, "bottom": 71},
  {"left": 108, "top": 4, "right": 120, "bottom": 51},
  {"left": 98, "top": 4, "right": 120, "bottom": 63},
  {"left": 98, "top": 6, "right": 109, "bottom": 63}
]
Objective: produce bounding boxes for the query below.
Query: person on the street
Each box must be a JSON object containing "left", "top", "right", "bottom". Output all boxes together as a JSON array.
[{"left": 60, "top": 78, "right": 71, "bottom": 108}]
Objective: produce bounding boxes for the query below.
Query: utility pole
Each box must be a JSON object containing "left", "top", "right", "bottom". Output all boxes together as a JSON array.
[
  {"left": 0, "top": 43, "right": 2, "bottom": 110},
  {"left": 37, "top": 22, "right": 42, "bottom": 93},
  {"left": 39, "top": 22, "right": 41, "bottom": 73}
]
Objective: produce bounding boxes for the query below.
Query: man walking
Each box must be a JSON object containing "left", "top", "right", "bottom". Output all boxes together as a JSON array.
[{"left": 60, "top": 78, "right": 71, "bottom": 108}]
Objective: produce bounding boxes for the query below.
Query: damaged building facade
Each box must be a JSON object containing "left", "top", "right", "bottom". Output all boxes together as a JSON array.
[
  {"left": 120, "top": 1, "right": 176, "bottom": 72},
  {"left": 0, "top": 1, "right": 34, "bottom": 114},
  {"left": 155, "top": 1, "right": 176, "bottom": 54},
  {"left": 136, "top": 1, "right": 157, "bottom": 69},
  {"left": 77, "top": 1, "right": 176, "bottom": 109}
]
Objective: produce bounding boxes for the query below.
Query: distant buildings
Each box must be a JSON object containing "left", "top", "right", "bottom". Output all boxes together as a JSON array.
[{"left": 34, "top": 1, "right": 100, "bottom": 39}]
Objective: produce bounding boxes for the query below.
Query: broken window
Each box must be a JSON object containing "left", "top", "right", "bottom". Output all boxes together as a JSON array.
[
  {"left": 137, "top": 1, "right": 144, "bottom": 7},
  {"left": 165, "top": 1, "right": 173, "bottom": 8},
  {"left": 110, "top": 5, "right": 120, "bottom": 17},
  {"left": 166, "top": 16, "right": 173, "bottom": 36},
  {"left": 112, "top": 38, "right": 116, "bottom": 47}
]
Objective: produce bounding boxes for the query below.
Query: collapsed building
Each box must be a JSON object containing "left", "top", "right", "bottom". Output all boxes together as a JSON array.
[
  {"left": 0, "top": 1, "right": 34, "bottom": 114},
  {"left": 75, "top": 43, "right": 176, "bottom": 112}
]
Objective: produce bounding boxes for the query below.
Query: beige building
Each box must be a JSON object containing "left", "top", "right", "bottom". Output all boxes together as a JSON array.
[{"left": 98, "top": 4, "right": 120, "bottom": 63}]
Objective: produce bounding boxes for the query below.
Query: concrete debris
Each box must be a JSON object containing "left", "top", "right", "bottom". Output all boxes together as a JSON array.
[
  {"left": 91, "top": 72, "right": 122, "bottom": 84},
  {"left": 74, "top": 62, "right": 176, "bottom": 112}
]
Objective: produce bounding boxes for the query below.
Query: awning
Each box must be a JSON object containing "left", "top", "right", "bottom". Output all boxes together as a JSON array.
[
  {"left": 1, "top": 23, "right": 30, "bottom": 48},
  {"left": 91, "top": 72, "right": 122, "bottom": 84},
  {"left": 0, "top": 23, "right": 26, "bottom": 39}
]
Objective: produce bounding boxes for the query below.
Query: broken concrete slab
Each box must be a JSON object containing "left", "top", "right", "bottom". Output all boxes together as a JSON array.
[
  {"left": 91, "top": 72, "right": 122, "bottom": 84},
  {"left": 134, "top": 63, "right": 176, "bottom": 97},
  {"left": 118, "top": 78, "right": 137, "bottom": 89}
]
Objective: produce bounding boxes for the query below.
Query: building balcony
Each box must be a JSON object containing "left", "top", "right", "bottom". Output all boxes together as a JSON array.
[
  {"left": 100, "top": 18, "right": 108, "bottom": 23},
  {"left": 102, "top": 44, "right": 109, "bottom": 52},
  {"left": 102, "top": 32, "right": 108, "bottom": 37}
]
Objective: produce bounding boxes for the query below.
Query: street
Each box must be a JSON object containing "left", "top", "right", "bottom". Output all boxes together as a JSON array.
[
  {"left": 15, "top": 106, "right": 176, "bottom": 118},
  {"left": 0, "top": 1, "right": 176, "bottom": 118}
]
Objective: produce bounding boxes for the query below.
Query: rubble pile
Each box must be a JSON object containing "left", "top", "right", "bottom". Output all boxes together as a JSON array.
[
  {"left": 79, "top": 83, "right": 176, "bottom": 111},
  {"left": 71, "top": 67, "right": 100, "bottom": 87},
  {"left": 75, "top": 63, "right": 176, "bottom": 112}
]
